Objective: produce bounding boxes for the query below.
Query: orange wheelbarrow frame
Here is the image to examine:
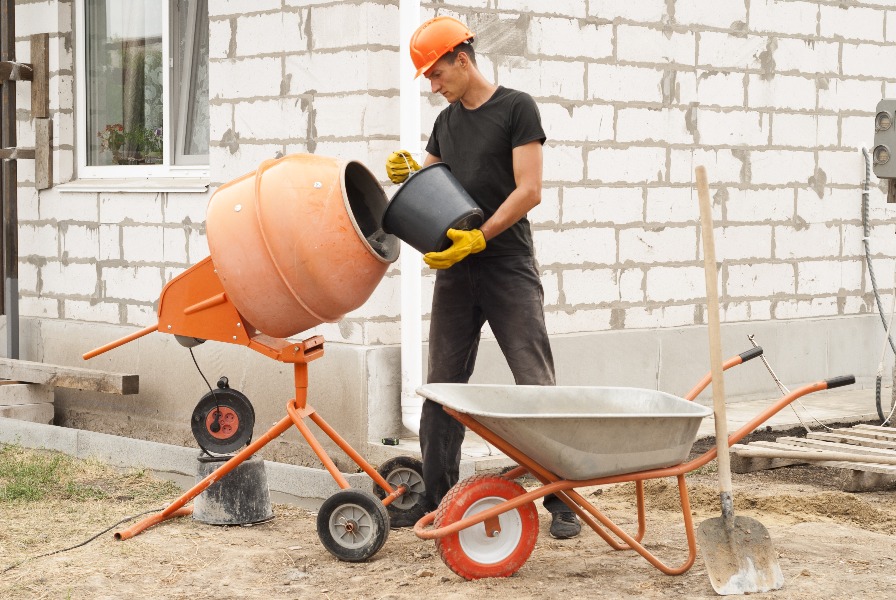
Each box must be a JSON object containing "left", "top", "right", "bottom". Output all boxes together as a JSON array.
[{"left": 413, "top": 347, "right": 854, "bottom": 578}]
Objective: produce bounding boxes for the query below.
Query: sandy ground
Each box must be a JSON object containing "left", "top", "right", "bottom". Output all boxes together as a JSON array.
[{"left": 2, "top": 443, "right": 896, "bottom": 600}]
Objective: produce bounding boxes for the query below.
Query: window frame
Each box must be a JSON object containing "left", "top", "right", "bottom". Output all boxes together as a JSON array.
[{"left": 74, "top": 0, "right": 209, "bottom": 180}]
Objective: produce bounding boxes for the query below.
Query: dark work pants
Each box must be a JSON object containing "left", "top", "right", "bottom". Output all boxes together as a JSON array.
[{"left": 420, "top": 255, "right": 567, "bottom": 514}]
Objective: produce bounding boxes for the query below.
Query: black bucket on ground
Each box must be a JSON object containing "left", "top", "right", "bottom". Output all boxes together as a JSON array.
[
  {"left": 381, "top": 162, "right": 484, "bottom": 254},
  {"left": 192, "top": 453, "right": 274, "bottom": 525}
]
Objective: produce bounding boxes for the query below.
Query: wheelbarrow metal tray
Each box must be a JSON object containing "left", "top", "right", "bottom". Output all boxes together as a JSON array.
[{"left": 418, "top": 384, "right": 713, "bottom": 481}]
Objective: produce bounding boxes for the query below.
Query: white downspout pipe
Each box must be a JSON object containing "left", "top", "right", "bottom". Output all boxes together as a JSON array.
[{"left": 398, "top": 0, "right": 423, "bottom": 435}]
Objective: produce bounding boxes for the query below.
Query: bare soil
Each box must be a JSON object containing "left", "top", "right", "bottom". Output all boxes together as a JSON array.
[{"left": 2, "top": 428, "right": 896, "bottom": 600}]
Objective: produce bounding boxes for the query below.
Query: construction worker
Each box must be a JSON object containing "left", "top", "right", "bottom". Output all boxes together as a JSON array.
[{"left": 386, "top": 15, "right": 581, "bottom": 539}]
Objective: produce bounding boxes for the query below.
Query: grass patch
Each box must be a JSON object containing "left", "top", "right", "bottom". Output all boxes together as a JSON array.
[{"left": 0, "top": 444, "right": 179, "bottom": 505}]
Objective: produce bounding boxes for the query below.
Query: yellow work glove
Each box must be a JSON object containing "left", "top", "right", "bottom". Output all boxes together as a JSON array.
[
  {"left": 424, "top": 228, "right": 486, "bottom": 269},
  {"left": 385, "top": 150, "right": 421, "bottom": 184}
]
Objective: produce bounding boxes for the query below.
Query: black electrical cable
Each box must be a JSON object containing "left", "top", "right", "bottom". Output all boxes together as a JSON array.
[
  {"left": 189, "top": 346, "right": 222, "bottom": 433},
  {"left": 1, "top": 507, "right": 163, "bottom": 575},
  {"left": 862, "top": 147, "right": 896, "bottom": 424}
]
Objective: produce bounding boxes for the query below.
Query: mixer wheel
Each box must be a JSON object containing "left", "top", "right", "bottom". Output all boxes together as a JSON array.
[
  {"left": 433, "top": 475, "right": 538, "bottom": 580},
  {"left": 190, "top": 386, "right": 255, "bottom": 455},
  {"left": 373, "top": 456, "right": 427, "bottom": 528},
  {"left": 317, "top": 488, "right": 390, "bottom": 562}
]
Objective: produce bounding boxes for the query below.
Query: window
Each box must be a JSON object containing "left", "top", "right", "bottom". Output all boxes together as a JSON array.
[{"left": 76, "top": 0, "right": 209, "bottom": 178}]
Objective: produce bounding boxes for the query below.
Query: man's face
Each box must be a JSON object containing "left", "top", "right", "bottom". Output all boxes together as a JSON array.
[{"left": 424, "top": 54, "right": 468, "bottom": 104}]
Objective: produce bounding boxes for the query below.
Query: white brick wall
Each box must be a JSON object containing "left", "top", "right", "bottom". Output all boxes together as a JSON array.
[
  {"left": 748, "top": 74, "right": 818, "bottom": 111},
  {"left": 587, "top": 64, "right": 665, "bottom": 103},
  {"left": 645, "top": 266, "right": 706, "bottom": 302},
  {"left": 619, "top": 227, "right": 697, "bottom": 264},
  {"left": 675, "top": 0, "right": 746, "bottom": 29},
  {"left": 694, "top": 109, "right": 770, "bottom": 147},
  {"left": 235, "top": 11, "right": 307, "bottom": 55},
  {"left": 749, "top": 0, "right": 818, "bottom": 37},
  {"left": 19, "top": 0, "right": 896, "bottom": 344},
  {"left": 819, "top": 4, "right": 885, "bottom": 42},
  {"left": 616, "top": 26, "right": 696, "bottom": 66},
  {"left": 562, "top": 268, "right": 619, "bottom": 305},
  {"left": 727, "top": 263, "right": 795, "bottom": 297},
  {"left": 589, "top": 0, "right": 666, "bottom": 22},
  {"left": 617, "top": 108, "right": 694, "bottom": 145},
  {"left": 527, "top": 17, "right": 613, "bottom": 59},
  {"left": 564, "top": 186, "right": 643, "bottom": 225},
  {"left": 586, "top": 147, "right": 667, "bottom": 183}
]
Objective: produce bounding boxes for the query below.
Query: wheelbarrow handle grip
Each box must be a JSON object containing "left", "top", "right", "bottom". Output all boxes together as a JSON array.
[
  {"left": 738, "top": 346, "right": 763, "bottom": 363},
  {"left": 825, "top": 375, "right": 856, "bottom": 390}
]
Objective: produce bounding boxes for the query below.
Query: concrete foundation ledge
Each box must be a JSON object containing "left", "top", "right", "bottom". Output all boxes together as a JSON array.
[{"left": 0, "top": 417, "right": 369, "bottom": 504}]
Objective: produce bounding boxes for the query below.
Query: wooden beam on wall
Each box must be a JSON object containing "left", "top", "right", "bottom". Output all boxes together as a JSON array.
[
  {"left": 30, "top": 34, "right": 48, "bottom": 118},
  {"left": 35, "top": 118, "right": 51, "bottom": 189}
]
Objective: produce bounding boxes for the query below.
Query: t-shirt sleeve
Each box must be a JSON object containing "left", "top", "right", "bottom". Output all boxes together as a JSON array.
[
  {"left": 425, "top": 115, "right": 442, "bottom": 157},
  {"left": 510, "top": 92, "right": 546, "bottom": 148}
]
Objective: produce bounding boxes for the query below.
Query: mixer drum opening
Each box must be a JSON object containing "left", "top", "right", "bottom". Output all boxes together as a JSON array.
[{"left": 344, "top": 161, "right": 399, "bottom": 262}]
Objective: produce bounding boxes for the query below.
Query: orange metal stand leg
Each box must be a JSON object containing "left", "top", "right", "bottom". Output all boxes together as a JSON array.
[{"left": 115, "top": 412, "right": 296, "bottom": 540}]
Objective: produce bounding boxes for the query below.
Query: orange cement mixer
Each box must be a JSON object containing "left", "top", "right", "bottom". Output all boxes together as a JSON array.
[
  {"left": 84, "top": 154, "right": 424, "bottom": 560},
  {"left": 207, "top": 153, "right": 399, "bottom": 338}
]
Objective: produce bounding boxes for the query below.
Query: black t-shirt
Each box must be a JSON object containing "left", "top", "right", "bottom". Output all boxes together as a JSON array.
[{"left": 425, "top": 86, "right": 546, "bottom": 257}]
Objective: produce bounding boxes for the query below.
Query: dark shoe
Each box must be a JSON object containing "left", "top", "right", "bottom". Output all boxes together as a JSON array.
[{"left": 549, "top": 511, "right": 581, "bottom": 539}]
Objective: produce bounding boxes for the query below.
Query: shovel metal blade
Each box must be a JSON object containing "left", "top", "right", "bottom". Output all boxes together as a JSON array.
[{"left": 696, "top": 515, "right": 784, "bottom": 596}]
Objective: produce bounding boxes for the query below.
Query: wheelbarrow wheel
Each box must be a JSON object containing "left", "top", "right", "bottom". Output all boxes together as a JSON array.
[
  {"left": 434, "top": 475, "right": 538, "bottom": 580},
  {"left": 317, "top": 488, "right": 390, "bottom": 562},
  {"left": 373, "top": 456, "right": 427, "bottom": 528}
]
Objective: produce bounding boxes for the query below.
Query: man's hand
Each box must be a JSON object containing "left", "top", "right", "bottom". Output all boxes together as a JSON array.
[
  {"left": 424, "top": 228, "right": 486, "bottom": 269},
  {"left": 385, "top": 150, "right": 421, "bottom": 184}
]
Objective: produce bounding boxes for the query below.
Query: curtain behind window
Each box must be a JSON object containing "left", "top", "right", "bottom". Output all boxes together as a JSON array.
[{"left": 87, "top": 0, "right": 163, "bottom": 166}]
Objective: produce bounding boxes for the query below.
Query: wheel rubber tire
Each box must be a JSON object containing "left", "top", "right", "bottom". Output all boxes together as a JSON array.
[
  {"left": 372, "top": 456, "right": 427, "bottom": 528},
  {"left": 316, "top": 488, "right": 390, "bottom": 562},
  {"left": 433, "top": 475, "right": 538, "bottom": 580}
]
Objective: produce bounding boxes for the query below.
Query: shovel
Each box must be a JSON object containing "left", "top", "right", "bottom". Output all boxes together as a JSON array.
[{"left": 693, "top": 166, "right": 784, "bottom": 595}]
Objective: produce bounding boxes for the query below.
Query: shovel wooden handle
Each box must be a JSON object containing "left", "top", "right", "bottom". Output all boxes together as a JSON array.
[{"left": 696, "top": 166, "right": 734, "bottom": 503}]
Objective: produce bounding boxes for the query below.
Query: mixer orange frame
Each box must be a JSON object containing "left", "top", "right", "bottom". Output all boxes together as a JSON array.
[{"left": 83, "top": 255, "right": 413, "bottom": 543}]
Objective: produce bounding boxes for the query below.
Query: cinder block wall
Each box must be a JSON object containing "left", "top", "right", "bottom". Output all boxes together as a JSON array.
[{"left": 9, "top": 0, "right": 896, "bottom": 466}]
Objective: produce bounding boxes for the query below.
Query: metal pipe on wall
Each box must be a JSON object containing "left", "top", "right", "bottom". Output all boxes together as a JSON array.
[
  {"left": 0, "top": 0, "right": 18, "bottom": 359},
  {"left": 398, "top": 0, "right": 422, "bottom": 435}
]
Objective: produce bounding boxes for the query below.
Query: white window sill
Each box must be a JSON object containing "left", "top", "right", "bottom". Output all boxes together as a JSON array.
[{"left": 56, "top": 177, "right": 210, "bottom": 193}]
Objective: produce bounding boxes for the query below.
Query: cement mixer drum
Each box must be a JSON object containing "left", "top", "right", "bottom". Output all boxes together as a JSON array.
[{"left": 206, "top": 154, "right": 399, "bottom": 339}]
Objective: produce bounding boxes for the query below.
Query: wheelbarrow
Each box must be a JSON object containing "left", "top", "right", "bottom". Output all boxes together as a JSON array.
[{"left": 413, "top": 346, "right": 855, "bottom": 580}]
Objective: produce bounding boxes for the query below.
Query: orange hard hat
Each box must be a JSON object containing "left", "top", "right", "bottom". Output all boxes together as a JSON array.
[{"left": 409, "top": 16, "right": 475, "bottom": 78}]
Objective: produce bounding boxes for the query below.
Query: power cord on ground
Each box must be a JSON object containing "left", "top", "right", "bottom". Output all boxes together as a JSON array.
[
  {"left": 1, "top": 507, "right": 163, "bottom": 575},
  {"left": 861, "top": 147, "right": 896, "bottom": 424}
]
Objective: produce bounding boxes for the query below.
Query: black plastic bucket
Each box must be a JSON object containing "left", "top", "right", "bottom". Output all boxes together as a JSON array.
[{"left": 381, "top": 162, "right": 484, "bottom": 254}]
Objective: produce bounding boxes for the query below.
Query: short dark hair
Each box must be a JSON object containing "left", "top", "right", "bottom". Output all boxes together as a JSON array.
[{"left": 441, "top": 40, "right": 476, "bottom": 66}]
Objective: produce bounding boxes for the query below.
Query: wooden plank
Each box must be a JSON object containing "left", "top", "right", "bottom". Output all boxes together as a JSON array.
[
  {"left": 736, "top": 441, "right": 896, "bottom": 475},
  {"left": 0, "top": 61, "right": 31, "bottom": 81},
  {"left": 34, "top": 118, "right": 51, "bottom": 190},
  {"left": 774, "top": 436, "right": 896, "bottom": 458},
  {"left": 731, "top": 443, "right": 808, "bottom": 473},
  {"left": 830, "top": 427, "right": 896, "bottom": 443},
  {"left": 0, "top": 147, "right": 34, "bottom": 159},
  {"left": 732, "top": 440, "right": 896, "bottom": 491},
  {"left": 807, "top": 431, "right": 896, "bottom": 450},
  {"left": 30, "top": 34, "right": 48, "bottom": 118},
  {"left": 0, "top": 358, "right": 138, "bottom": 394},
  {"left": 851, "top": 424, "right": 896, "bottom": 439}
]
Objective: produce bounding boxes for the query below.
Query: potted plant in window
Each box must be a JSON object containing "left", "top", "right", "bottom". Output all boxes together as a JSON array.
[{"left": 98, "top": 124, "right": 163, "bottom": 165}]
